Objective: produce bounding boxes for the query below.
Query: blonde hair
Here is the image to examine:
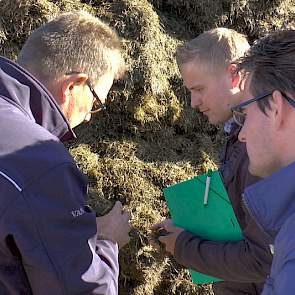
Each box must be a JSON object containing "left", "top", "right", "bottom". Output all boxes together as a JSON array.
[
  {"left": 176, "top": 28, "right": 249, "bottom": 71},
  {"left": 17, "top": 11, "right": 125, "bottom": 84}
]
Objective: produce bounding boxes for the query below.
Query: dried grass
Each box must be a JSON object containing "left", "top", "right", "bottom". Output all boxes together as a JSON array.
[{"left": 1, "top": 0, "right": 294, "bottom": 293}]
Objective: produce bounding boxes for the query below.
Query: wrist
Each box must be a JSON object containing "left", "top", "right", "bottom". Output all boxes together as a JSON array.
[{"left": 96, "top": 234, "right": 117, "bottom": 245}]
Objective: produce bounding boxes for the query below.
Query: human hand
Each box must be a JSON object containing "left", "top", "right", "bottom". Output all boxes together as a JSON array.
[
  {"left": 96, "top": 201, "right": 132, "bottom": 249},
  {"left": 150, "top": 219, "right": 184, "bottom": 255}
]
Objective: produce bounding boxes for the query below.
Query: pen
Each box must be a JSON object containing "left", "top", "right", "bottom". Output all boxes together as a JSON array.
[{"left": 203, "top": 169, "right": 212, "bottom": 206}]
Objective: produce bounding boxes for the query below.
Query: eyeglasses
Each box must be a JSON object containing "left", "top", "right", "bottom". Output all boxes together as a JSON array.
[
  {"left": 231, "top": 91, "right": 295, "bottom": 126},
  {"left": 86, "top": 79, "right": 106, "bottom": 113}
]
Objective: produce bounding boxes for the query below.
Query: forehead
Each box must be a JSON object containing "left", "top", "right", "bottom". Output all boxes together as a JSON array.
[
  {"left": 180, "top": 59, "right": 224, "bottom": 84},
  {"left": 181, "top": 58, "right": 211, "bottom": 74}
]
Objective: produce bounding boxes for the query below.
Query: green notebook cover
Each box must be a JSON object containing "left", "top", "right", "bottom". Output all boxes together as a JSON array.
[{"left": 164, "top": 170, "right": 243, "bottom": 284}]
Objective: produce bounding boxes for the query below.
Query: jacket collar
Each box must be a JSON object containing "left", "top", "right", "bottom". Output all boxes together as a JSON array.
[
  {"left": 224, "top": 119, "right": 241, "bottom": 139},
  {"left": 244, "top": 161, "right": 295, "bottom": 238},
  {"left": 0, "top": 56, "right": 75, "bottom": 141}
]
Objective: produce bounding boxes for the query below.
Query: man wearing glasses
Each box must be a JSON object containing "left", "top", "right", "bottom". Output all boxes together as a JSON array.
[
  {"left": 232, "top": 29, "right": 295, "bottom": 294},
  {"left": 0, "top": 11, "right": 131, "bottom": 294}
]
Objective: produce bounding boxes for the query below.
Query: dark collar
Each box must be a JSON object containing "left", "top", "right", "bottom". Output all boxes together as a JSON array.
[{"left": 0, "top": 56, "right": 75, "bottom": 141}]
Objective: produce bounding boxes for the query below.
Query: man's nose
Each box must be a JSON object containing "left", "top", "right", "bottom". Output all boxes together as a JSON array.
[{"left": 190, "top": 94, "right": 202, "bottom": 109}]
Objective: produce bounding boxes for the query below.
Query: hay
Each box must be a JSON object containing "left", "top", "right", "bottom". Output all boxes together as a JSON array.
[
  {"left": 1, "top": 0, "right": 294, "bottom": 294},
  {"left": 150, "top": 0, "right": 224, "bottom": 34},
  {"left": 151, "top": 0, "right": 295, "bottom": 40},
  {"left": 0, "top": 0, "right": 59, "bottom": 59}
]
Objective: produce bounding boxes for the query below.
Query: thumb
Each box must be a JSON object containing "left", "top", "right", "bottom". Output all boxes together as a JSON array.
[
  {"left": 158, "top": 234, "right": 168, "bottom": 244},
  {"left": 164, "top": 224, "right": 177, "bottom": 232},
  {"left": 112, "top": 201, "right": 123, "bottom": 213}
]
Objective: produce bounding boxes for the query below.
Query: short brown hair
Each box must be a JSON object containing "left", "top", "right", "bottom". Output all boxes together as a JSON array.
[
  {"left": 17, "top": 11, "right": 125, "bottom": 84},
  {"left": 237, "top": 30, "right": 295, "bottom": 113},
  {"left": 176, "top": 28, "right": 249, "bottom": 71}
]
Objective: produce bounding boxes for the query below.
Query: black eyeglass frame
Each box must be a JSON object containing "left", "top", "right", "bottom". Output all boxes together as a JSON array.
[
  {"left": 65, "top": 72, "right": 106, "bottom": 114},
  {"left": 86, "top": 79, "right": 106, "bottom": 113},
  {"left": 231, "top": 91, "right": 295, "bottom": 126}
]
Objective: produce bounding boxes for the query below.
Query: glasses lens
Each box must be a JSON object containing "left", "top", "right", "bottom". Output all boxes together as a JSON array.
[
  {"left": 233, "top": 110, "right": 246, "bottom": 126},
  {"left": 86, "top": 79, "right": 106, "bottom": 114},
  {"left": 89, "top": 93, "right": 106, "bottom": 113}
]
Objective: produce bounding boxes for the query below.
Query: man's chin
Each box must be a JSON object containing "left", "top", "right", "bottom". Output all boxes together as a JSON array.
[
  {"left": 206, "top": 115, "right": 216, "bottom": 125},
  {"left": 208, "top": 116, "right": 223, "bottom": 126},
  {"left": 249, "top": 164, "right": 264, "bottom": 178}
]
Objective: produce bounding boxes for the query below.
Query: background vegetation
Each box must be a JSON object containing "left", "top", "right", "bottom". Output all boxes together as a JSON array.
[{"left": 1, "top": 0, "right": 294, "bottom": 293}]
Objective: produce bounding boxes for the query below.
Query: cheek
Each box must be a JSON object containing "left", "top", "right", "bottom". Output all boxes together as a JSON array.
[
  {"left": 88, "top": 99, "right": 93, "bottom": 111},
  {"left": 246, "top": 123, "right": 271, "bottom": 168},
  {"left": 206, "top": 87, "right": 225, "bottom": 107},
  {"left": 241, "top": 118, "right": 258, "bottom": 154},
  {"left": 81, "top": 97, "right": 93, "bottom": 112}
]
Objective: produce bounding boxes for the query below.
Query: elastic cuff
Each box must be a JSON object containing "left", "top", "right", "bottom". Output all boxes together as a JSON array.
[{"left": 96, "top": 234, "right": 117, "bottom": 245}]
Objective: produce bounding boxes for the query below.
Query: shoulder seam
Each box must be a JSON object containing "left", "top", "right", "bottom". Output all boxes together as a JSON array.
[{"left": 0, "top": 170, "right": 22, "bottom": 192}]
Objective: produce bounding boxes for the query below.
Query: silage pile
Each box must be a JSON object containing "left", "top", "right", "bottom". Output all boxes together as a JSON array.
[{"left": 1, "top": 0, "right": 294, "bottom": 294}]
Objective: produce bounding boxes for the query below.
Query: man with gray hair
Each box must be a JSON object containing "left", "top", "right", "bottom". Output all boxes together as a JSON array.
[
  {"left": 232, "top": 29, "right": 295, "bottom": 295},
  {"left": 0, "top": 11, "right": 130, "bottom": 294}
]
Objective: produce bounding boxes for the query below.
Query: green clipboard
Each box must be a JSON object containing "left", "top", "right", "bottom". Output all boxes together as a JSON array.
[{"left": 164, "top": 170, "right": 243, "bottom": 284}]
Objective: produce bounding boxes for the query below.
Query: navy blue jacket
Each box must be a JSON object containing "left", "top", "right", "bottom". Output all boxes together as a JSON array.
[
  {"left": 0, "top": 57, "right": 119, "bottom": 294},
  {"left": 244, "top": 161, "right": 295, "bottom": 295}
]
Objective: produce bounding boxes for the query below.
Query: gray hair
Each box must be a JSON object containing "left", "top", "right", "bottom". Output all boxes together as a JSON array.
[{"left": 17, "top": 11, "right": 125, "bottom": 84}]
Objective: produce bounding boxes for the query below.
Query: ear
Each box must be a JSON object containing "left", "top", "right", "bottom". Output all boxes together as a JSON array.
[
  {"left": 271, "top": 90, "right": 285, "bottom": 130},
  {"left": 60, "top": 73, "right": 89, "bottom": 103},
  {"left": 227, "top": 64, "right": 241, "bottom": 89}
]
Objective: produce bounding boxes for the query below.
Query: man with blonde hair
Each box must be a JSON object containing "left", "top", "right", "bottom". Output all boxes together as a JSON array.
[
  {"left": 152, "top": 28, "right": 272, "bottom": 295},
  {"left": 0, "top": 11, "right": 130, "bottom": 294}
]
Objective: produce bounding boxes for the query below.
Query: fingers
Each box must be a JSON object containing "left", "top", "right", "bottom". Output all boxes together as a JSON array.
[
  {"left": 163, "top": 223, "right": 177, "bottom": 232},
  {"left": 151, "top": 218, "right": 172, "bottom": 230},
  {"left": 118, "top": 226, "right": 132, "bottom": 249},
  {"left": 151, "top": 221, "right": 163, "bottom": 230},
  {"left": 112, "top": 201, "right": 123, "bottom": 213},
  {"left": 112, "top": 201, "right": 132, "bottom": 231},
  {"left": 149, "top": 236, "right": 160, "bottom": 250},
  {"left": 121, "top": 210, "right": 132, "bottom": 233},
  {"left": 119, "top": 235, "right": 131, "bottom": 250},
  {"left": 122, "top": 210, "right": 131, "bottom": 222},
  {"left": 110, "top": 202, "right": 131, "bottom": 221},
  {"left": 112, "top": 202, "right": 131, "bottom": 216},
  {"left": 158, "top": 235, "right": 168, "bottom": 244}
]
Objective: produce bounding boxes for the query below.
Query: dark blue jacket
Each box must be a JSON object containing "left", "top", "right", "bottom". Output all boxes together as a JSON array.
[
  {"left": 0, "top": 57, "right": 119, "bottom": 294},
  {"left": 244, "top": 161, "right": 295, "bottom": 295}
]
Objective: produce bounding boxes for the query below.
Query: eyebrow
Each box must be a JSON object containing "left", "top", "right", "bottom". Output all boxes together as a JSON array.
[{"left": 186, "top": 84, "right": 204, "bottom": 91}]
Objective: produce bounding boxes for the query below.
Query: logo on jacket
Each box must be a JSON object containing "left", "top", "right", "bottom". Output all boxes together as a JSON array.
[{"left": 71, "top": 207, "right": 86, "bottom": 218}]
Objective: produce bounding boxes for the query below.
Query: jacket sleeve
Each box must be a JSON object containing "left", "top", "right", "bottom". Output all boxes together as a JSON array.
[
  {"left": 13, "top": 162, "right": 119, "bottom": 294},
  {"left": 174, "top": 129, "right": 270, "bottom": 282},
  {"left": 174, "top": 226, "right": 271, "bottom": 282}
]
